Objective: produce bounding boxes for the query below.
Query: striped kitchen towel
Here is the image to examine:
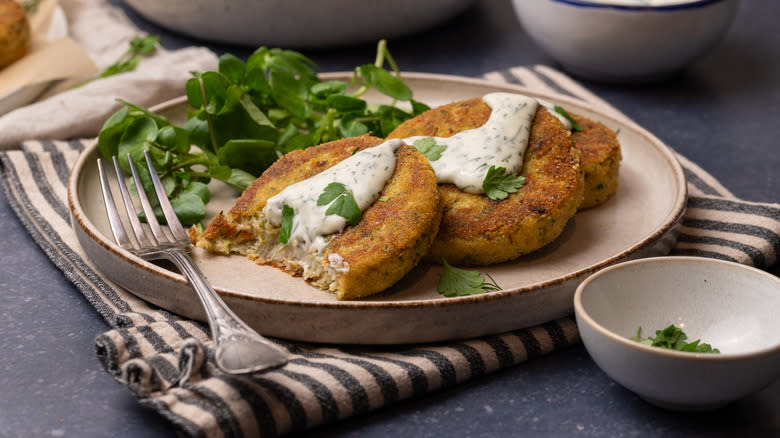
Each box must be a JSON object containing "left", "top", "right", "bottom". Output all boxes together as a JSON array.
[{"left": 1, "top": 66, "right": 778, "bottom": 437}]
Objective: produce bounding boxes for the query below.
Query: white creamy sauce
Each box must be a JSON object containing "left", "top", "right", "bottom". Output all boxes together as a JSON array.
[
  {"left": 263, "top": 139, "right": 401, "bottom": 252},
  {"left": 402, "top": 92, "right": 571, "bottom": 193}
]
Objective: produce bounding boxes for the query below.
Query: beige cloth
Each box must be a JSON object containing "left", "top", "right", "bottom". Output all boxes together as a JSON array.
[{"left": 0, "top": 0, "right": 218, "bottom": 149}]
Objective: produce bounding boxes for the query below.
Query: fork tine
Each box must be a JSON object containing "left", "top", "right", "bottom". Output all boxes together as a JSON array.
[
  {"left": 97, "top": 157, "right": 135, "bottom": 249},
  {"left": 126, "top": 153, "right": 167, "bottom": 243},
  {"left": 143, "top": 150, "right": 188, "bottom": 242},
  {"left": 112, "top": 156, "right": 155, "bottom": 248}
]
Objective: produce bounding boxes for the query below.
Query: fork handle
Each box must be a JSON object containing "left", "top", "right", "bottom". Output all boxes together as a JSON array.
[{"left": 163, "top": 248, "right": 288, "bottom": 374}]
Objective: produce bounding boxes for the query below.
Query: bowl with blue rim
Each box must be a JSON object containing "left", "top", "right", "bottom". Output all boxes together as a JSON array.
[{"left": 511, "top": 0, "right": 739, "bottom": 82}]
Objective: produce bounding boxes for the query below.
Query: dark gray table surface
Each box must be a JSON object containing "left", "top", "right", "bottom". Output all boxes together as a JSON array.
[{"left": 1, "top": 1, "right": 778, "bottom": 436}]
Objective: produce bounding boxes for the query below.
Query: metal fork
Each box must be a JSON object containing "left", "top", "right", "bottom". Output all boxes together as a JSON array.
[{"left": 97, "top": 150, "right": 288, "bottom": 375}]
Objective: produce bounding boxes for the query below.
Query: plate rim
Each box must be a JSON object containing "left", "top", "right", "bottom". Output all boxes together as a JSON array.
[{"left": 68, "top": 71, "right": 687, "bottom": 311}]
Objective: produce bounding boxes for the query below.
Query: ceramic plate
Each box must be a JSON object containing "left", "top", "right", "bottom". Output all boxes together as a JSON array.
[
  {"left": 0, "top": 7, "right": 68, "bottom": 116},
  {"left": 68, "top": 73, "right": 687, "bottom": 344}
]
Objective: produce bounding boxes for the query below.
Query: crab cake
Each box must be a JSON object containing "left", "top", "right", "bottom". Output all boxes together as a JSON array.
[
  {"left": 570, "top": 113, "right": 622, "bottom": 209},
  {"left": 388, "top": 96, "right": 584, "bottom": 266},
  {"left": 0, "top": 0, "right": 30, "bottom": 68},
  {"left": 194, "top": 135, "right": 441, "bottom": 300}
]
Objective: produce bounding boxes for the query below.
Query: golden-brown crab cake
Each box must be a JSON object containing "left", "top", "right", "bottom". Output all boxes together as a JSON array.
[
  {"left": 388, "top": 97, "right": 585, "bottom": 266},
  {"left": 570, "top": 113, "right": 622, "bottom": 209},
  {"left": 193, "top": 135, "right": 441, "bottom": 300},
  {"left": 0, "top": 0, "right": 30, "bottom": 68}
]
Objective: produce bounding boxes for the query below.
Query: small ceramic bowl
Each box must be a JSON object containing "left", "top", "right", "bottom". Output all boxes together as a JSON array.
[
  {"left": 574, "top": 256, "right": 780, "bottom": 411},
  {"left": 511, "top": 0, "right": 739, "bottom": 82}
]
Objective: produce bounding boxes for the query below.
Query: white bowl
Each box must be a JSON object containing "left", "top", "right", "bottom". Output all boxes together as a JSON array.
[
  {"left": 574, "top": 256, "right": 780, "bottom": 411},
  {"left": 511, "top": 0, "right": 739, "bottom": 82},
  {"left": 123, "top": 0, "right": 476, "bottom": 48}
]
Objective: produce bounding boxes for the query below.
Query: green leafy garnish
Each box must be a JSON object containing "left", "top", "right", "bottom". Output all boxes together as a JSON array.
[
  {"left": 482, "top": 165, "right": 526, "bottom": 201},
  {"left": 98, "top": 35, "right": 160, "bottom": 80},
  {"left": 553, "top": 105, "right": 583, "bottom": 132},
  {"left": 413, "top": 137, "right": 447, "bottom": 161},
  {"left": 279, "top": 205, "right": 295, "bottom": 244},
  {"left": 317, "top": 183, "right": 362, "bottom": 225},
  {"left": 437, "top": 258, "right": 502, "bottom": 297},
  {"left": 97, "top": 40, "right": 428, "bottom": 225},
  {"left": 631, "top": 325, "right": 720, "bottom": 353}
]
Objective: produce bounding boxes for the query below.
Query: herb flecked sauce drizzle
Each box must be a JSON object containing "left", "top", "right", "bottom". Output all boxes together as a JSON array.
[
  {"left": 263, "top": 139, "right": 402, "bottom": 252},
  {"left": 264, "top": 92, "right": 572, "bottom": 253},
  {"left": 402, "top": 92, "right": 571, "bottom": 193}
]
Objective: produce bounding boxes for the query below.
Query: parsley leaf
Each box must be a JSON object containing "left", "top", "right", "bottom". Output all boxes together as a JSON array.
[
  {"left": 317, "top": 182, "right": 351, "bottom": 205},
  {"left": 279, "top": 204, "right": 294, "bottom": 244},
  {"left": 482, "top": 165, "right": 526, "bottom": 201},
  {"left": 412, "top": 137, "right": 447, "bottom": 161},
  {"left": 631, "top": 325, "right": 720, "bottom": 353},
  {"left": 554, "top": 105, "right": 584, "bottom": 132},
  {"left": 437, "top": 258, "right": 502, "bottom": 297},
  {"left": 317, "top": 182, "right": 362, "bottom": 225}
]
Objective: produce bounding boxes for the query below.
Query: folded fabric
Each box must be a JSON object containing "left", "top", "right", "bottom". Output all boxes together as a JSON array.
[
  {"left": 1, "top": 62, "right": 778, "bottom": 437},
  {"left": 0, "top": 0, "right": 218, "bottom": 149}
]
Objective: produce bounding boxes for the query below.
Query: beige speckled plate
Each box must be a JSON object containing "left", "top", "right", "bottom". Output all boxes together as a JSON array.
[{"left": 68, "top": 73, "right": 686, "bottom": 344}]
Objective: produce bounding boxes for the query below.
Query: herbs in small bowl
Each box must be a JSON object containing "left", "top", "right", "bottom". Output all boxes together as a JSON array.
[
  {"left": 631, "top": 324, "right": 720, "bottom": 354},
  {"left": 574, "top": 256, "right": 780, "bottom": 411}
]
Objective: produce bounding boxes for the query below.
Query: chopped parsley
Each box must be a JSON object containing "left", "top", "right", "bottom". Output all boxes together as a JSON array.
[
  {"left": 412, "top": 137, "right": 447, "bottom": 161},
  {"left": 631, "top": 325, "right": 720, "bottom": 353},
  {"left": 554, "top": 105, "right": 584, "bottom": 132},
  {"left": 437, "top": 258, "right": 502, "bottom": 297},
  {"left": 317, "top": 182, "right": 362, "bottom": 225},
  {"left": 279, "top": 205, "right": 294, "bottom": 244},
  {"left": 482, "top": 165, "right": 526, "bottom": 201}
]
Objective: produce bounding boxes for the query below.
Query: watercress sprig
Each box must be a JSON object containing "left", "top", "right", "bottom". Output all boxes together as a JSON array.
[{"left": 97, "top": 40, "right": 429, "bottom": 225}]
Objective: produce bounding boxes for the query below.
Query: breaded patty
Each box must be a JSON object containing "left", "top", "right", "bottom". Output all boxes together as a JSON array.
[
  {"left": 388, "top": 97, "right": 585, "bottom": 266},
  {"left": 194, "top": 135, "right": 442, "bottom": 300},
  {"left": 0, "top": 0, "right": 30, "bottom": 68},
  {"left": 570, "top": 113, "right": 622, "bottom": 209}
]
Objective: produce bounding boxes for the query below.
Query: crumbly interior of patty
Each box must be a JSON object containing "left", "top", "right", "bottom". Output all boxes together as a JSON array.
[{"left": 196, "top": 211, "right": 337, "bottom": 290}]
